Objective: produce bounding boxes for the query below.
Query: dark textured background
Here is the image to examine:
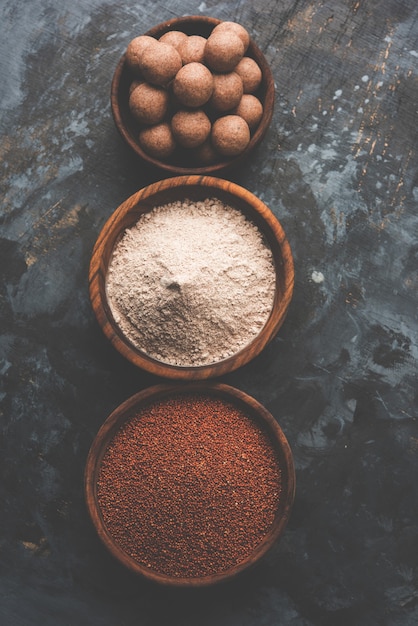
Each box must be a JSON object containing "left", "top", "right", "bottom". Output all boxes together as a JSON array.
[{"left": 1, "top": 1, "right": 418, "bottom": 624}]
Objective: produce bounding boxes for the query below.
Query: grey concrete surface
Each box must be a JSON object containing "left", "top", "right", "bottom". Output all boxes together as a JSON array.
[{"left": 1, "top": 1, "right": 418, "bottom": 624}]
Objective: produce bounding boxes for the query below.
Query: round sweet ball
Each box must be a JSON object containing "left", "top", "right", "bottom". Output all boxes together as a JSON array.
[
  {"left": 126, "top": 35, "right": 157, "bottom": 75},
  {"left": 129, "top": 78, "right": 143, "bottom": 95},
  {"left": 211, "top": 21, "right": 250, "bottom": 52},
  {"left": 178, "top": 35, "right": 207, "bottom": 64},
  {"left": 139, "top": 122, "right": 176, "bottom": 159},
  {"left": 171, "top": 109, "right": 211, "bottom": 148},
  {"left": 234, "top": 56, "right": 262, "bottom": 93},
  {"left": 193, "top": 138, "right": 218, "bottom": 164},
  {"left": 211, "top": 115, "right": 250, "bottom": 157},
  {"left": 210, "top": 72, "right": 243, "bottom": 112},
  {"left": 159, "top": 30, "right": 188, "bottom": 50},
  {"left": 233, "top": 94, "right": 263, "bottom": 130},
  {"left": 140, "top": 41, "right": 182, "bottom": 86},
  {"left": 173, "top": 62, "right": 214, "bottom": 108},
  {"left": 204, "top": 31, "right": 245, "bottom": 73},
  {"left": 129, "top": 83, "right": 170, "bottom": 125}
]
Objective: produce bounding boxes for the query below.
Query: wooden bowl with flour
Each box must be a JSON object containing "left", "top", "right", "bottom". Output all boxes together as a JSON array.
[{"left": 89, "top": 175, "right": 294, "bottom": 380}]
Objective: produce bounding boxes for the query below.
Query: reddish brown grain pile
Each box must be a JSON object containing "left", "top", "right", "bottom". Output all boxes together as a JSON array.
[{"left": 97, "top": 393, "right": 282, "bottom": 579}]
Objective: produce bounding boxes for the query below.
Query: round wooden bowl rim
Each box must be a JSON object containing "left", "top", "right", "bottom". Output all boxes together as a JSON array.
[
  {"left": 85, "top": 381, "right": 296, "bottom": 587},
  {"left": 110, "top": 15, "right": 275, "bottom": 175},
  {"left": 89, "top": 175, "right": 294, "bottom": 380}
]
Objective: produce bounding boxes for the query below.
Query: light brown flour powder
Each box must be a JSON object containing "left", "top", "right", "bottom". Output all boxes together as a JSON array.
[{"left": 106, "top": 197, "right": 276, "bottom": 366}]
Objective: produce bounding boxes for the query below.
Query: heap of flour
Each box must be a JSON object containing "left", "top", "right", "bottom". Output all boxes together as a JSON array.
[{"left": 106, "top": 197, "right": 276, "bottom": 366}]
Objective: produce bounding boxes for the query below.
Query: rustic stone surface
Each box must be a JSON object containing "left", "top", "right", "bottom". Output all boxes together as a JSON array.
[{"left": 1, "top": 1, "right": 418, "bottom": 624}]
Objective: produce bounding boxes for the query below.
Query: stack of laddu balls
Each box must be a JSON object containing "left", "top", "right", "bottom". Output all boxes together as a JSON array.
[{"left": 125, "top": 21, "right": 264, "bottom": 163}]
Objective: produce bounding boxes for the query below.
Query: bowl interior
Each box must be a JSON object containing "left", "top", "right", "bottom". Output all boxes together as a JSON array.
[
  {"left": 110, "top": 16, "right": 275, "bottom": 175},
  {"left": 89, "top": 176, "right": 294, "bottom": 380},
  {"left": 84, "top": 382, "right": 296, "bottom": 587}
]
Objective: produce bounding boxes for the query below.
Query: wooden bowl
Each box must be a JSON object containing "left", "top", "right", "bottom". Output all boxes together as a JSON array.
[
  {"left": 89, "top": 175, "right": 294, "bottom": 380},
  {"left": 85, "top": 382, "right": 295, "bottom": 587},
  {"left": 110, "top": 15, "right": 275, "bottom": 175}
]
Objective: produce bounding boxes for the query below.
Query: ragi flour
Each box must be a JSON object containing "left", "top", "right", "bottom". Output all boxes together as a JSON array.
[{"left": 106, "top": 197, "right": 276, "bottom": 367}]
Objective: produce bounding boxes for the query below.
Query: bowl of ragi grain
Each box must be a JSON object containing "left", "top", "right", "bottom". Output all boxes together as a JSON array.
[
  {"left": 85, "top": 382, "right": 295, "bottom": 587},
  {"left": 111, "top": 15, "right": 275, "bottom": 175},
  {"left": 89, "top": 175, "right": 294, "bottom": 380}
]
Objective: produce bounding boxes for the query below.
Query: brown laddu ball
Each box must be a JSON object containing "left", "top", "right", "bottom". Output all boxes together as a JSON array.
[
  {"left": 210, "top": 72, "right": 243, "bottom": 112},
  {"left": 204, "top": 30, "right": 245, "bottom": 73},
  {"left": 172, "top": 62, "right": 214, "bottom": 108},
  {"left": 159, "top": 30, "right": 188, "bottom": 50},
  {"left": 232, "top": 94, "right": 263, "bottom": 130},
  {"left": 139, "top": 122, "right": 176, "bottom": 159},
  {"left": 234, "top": 57, "right": 262, "bottom": 93},
  {"left": 129, "top": 79, "right": 144, "bottom": 96},
  {"left": 211, "top": 115, "right": 250, "bottom": 157},
  {"left": 129, "top": 83, "right": 170, "bottom": 125},
  {"left": 140, "top": 41, "right": 182, "bottom": 86},
  {"left": 211, "top": 21, "right": 250, "bottom": 52},
  {"left": 193, "top": 138, "right": 218, "bottom": 164},
  {"left": 126, "top": 35, "right": 157, "bottom": 76},
  {"left": 171, "top": 109, "right": 211, "bottom": 148},
  {"left": 178, "top": 35, "right": 207, "bottom": 64}
]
